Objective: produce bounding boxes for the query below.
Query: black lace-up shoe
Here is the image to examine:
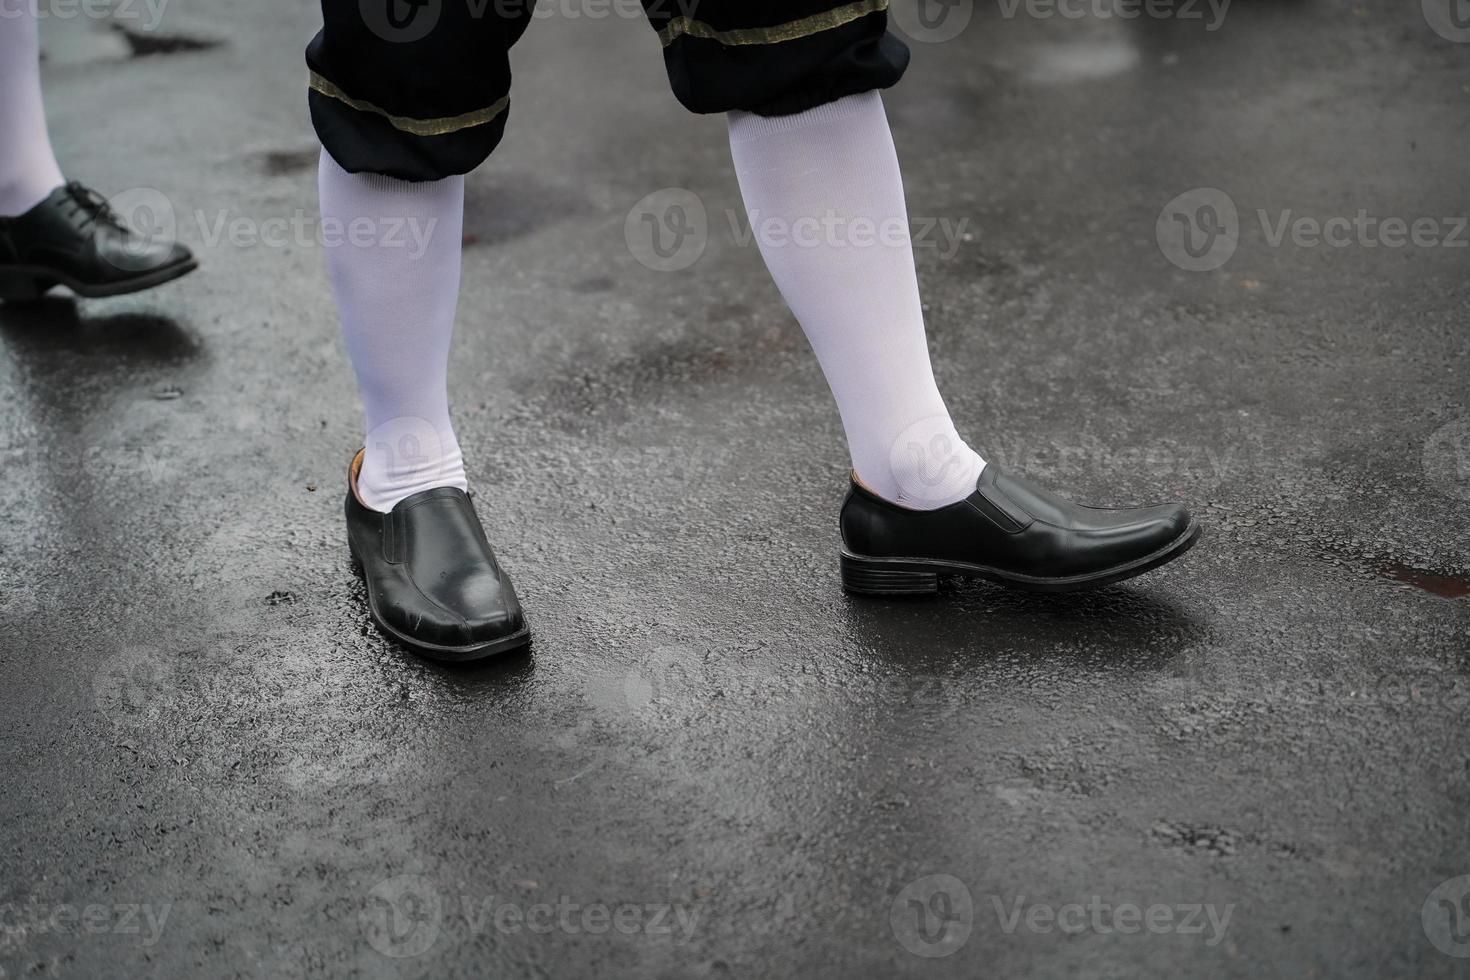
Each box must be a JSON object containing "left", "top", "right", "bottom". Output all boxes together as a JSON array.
[
  {"left": 345, "top": 451, "right": 530, "bottom": 661},
  {"left": 0, "top": 182, "right": 196, "bottom": 300},
  {"left": 839, "top": 465, "right": 1199, "bottom": 595}
]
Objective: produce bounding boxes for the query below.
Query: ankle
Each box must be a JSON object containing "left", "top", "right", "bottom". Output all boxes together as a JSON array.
[
  {"left": 857, "top": 416, "right": 985, "bottom": 510},
  {"left": 0, "top": 176, "right": 62, "bottom": 219},
  {"left": 356, "top": 420, "right": 468, "bottom": 513}
]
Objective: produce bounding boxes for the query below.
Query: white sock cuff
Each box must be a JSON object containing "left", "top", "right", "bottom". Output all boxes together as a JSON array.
[
  {"left": 318, "top": 149, "right": 460, "bottom": 200},
  {"left": 727, "top": 90, "right": 884, "bottom": 143}
]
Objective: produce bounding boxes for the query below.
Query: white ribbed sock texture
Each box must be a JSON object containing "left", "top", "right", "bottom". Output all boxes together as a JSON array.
[
  {"left": 727, "top": 91, "right": 984, "bottom": 509},
  {"left": 319, "top": 150, "right": 468, "bottom": 513},
  {"left": 0, "top": 5, "right": 65, "bottom": 217}
]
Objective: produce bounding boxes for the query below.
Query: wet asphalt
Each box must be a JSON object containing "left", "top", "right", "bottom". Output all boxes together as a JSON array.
[{"left": 2, "top": 0, "right": 1469, "bottom": 977}]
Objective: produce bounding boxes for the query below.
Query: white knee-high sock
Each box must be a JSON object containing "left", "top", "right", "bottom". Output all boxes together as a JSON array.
[
  {"left": 0, "top": 4, "right": 65, "bottom": 217},
  {"left": 319, "top": 150, "right": 468, "bottom": 513},
  {"left": 728, "top": 92, "right": 984, "bottom": 509}
]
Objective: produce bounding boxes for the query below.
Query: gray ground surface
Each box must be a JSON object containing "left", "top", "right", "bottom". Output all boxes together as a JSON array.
[{"left": 2, "top": 0, "right": 1468, "bottom": 976}]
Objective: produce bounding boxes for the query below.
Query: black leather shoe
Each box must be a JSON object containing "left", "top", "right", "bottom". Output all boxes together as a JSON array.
[
  {"left": 839, "top": 465, "right": 1199, "bottom": 595},
  {"left": 0, "top": 182, "right": 197, "bottom": 301},
  {"left": 345, "top": 451, "right": 530, "bottom": 661}
]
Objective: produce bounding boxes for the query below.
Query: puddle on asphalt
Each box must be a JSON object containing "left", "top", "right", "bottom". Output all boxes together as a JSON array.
[
  {"left": 461, "top": 177, "right": 595, "bottom": 248},
  {"left": 1380, "top": 563, "right": 1470, "bottom": 599},
  {"left": 113, "top": 25, "right": 222, "bottom": 58},
  {"left": 1023, "top": 39, "right": 1140, "bottom": 84},
  {"left": 258, "top": 148, "right": 319, "bottom": 176}
]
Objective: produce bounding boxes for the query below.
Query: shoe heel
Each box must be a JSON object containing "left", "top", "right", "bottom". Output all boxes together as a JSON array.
[
  {"left": 0, "top": 269, "right": 55, "bottom": 302},
  {"left": 840, "top": 554, "right": 939, "bottom": 596}
]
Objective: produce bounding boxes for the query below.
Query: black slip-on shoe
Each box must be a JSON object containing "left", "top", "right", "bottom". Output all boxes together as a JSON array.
[
  {"left": 839, "top": 464, "right": 1200, "bottom": 596},
  {"left": 0, "top": 182, "right": 197, "bottom": 301},
  {"left": 345, "top": 450, "right": 530, "bottom": 662}
]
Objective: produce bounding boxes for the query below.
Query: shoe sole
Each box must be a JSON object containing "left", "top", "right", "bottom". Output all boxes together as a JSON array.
[
  {"left": 348, "top": 550, "right": 532, "bottom": 663},
  {"left": 840, "top": 520, "right": 1202, "bottom": 596},
  {"left": 0, "top": 257, "right": 198, "bottom": 301}
]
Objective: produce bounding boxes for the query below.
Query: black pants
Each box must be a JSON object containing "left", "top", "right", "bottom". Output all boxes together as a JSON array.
[{"left": 306, "top": 0, "right": 910, "bottom": 181}]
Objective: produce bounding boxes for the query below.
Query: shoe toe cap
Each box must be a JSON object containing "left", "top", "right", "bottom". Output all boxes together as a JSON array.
[
  {"left": 459, "top": 606, "right": 526, "bottom": 645},
  {"left": 1144, "top": 502, "right": 1192, "bottom": 541},
  {"left": 1114, "top": 502, "right": 1194, "bottom": 566},
  {"left": 375, "top": 568, "right": 526, "bottom": 647},
  {"left": 164, "top": 241, "right": 195, "bottom": 267},
  {"left": 379, "top": 598, "right": 523, "bottom": 651},
  {"left": 133, "top": 239, "right": 193, "bottom": 273}
]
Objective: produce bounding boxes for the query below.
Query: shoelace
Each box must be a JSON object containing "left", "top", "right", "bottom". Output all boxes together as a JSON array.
[{"left": 57, "top": 181, "right": 126, "bottom": 233}]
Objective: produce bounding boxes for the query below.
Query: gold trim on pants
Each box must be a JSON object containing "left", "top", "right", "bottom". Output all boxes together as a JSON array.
[
  {"left": 656, "top": 0, "right": 890, "bottom": 48},
  {"left": 308, "top": 71, "right": 509, "bottom": 137}
]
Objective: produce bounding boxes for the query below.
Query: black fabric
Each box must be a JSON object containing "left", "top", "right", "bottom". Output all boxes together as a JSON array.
[
  {"left": 306, "top": 0, "right": 533, "bottom": 181},
  {"left": 647, "top": 3, "right": 909, "bottom": 116},
  {"left": 307, "top": 0, "right": 909, "bottom": 181}
]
